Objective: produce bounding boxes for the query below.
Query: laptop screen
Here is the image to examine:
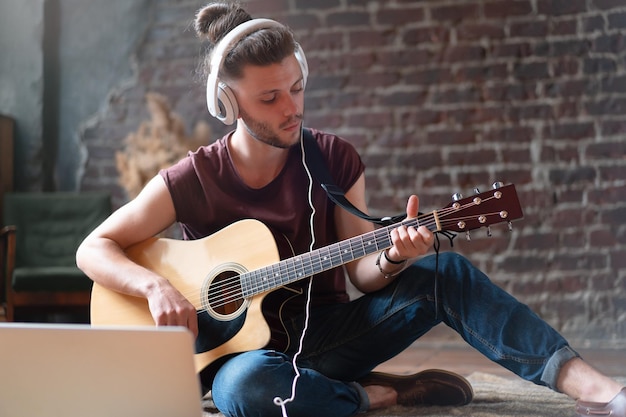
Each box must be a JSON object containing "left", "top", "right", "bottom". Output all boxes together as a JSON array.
[{"left": 0, "top": 323, "right": 203, "bottom": 417}]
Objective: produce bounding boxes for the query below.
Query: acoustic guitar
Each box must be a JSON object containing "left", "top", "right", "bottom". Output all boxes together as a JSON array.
[{"left": 91, "top": 183, "right": 523, "bottom": 375}]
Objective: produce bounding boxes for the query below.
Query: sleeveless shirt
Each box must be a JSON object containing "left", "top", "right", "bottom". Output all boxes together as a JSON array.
[{"left": 159, "top": 128, "right": 365, "bottom": 317}]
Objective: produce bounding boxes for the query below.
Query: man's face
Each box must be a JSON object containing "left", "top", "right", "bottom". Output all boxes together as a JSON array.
[{"left": 230, "top": 55, "right": 305, "bottom": 149}]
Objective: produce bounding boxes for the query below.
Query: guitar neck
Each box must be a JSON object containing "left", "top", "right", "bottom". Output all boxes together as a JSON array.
[
  {"left": 239, "top": 183, "right": 523, "bottom": 298},
  {"left": 240, "top": 213, "right": 435, "bottom": 298}
]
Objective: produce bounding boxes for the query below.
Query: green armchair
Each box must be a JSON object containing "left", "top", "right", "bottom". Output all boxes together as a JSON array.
[{"left": 0, "top": 192, "right": 111, "bottom": 321}]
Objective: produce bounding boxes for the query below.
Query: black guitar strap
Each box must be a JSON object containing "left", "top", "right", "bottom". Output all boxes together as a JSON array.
[
  {"left": 302, "top": 128, "right": 455, "bottom": 322},
  {"left": 302, "top": 128, "right": 406, "bottom": 227}
]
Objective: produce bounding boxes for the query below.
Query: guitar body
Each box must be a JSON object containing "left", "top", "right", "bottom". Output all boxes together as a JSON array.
[{"left": 90, "top": 219, "right": 280, "bottom": 374}]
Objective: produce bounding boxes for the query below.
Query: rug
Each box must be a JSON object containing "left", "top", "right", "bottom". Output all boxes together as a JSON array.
[{"left": 201, "top": 373, "right": 626, "bottom": 417}]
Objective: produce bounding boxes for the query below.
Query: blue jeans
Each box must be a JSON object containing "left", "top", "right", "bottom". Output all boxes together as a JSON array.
[{"left": 211, "top": 252, "right": 579, "bottom": 417}]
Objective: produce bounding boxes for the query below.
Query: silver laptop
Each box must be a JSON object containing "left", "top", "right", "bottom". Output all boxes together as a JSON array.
[{"left": 0, "top": 323, "right": 203, "bottom": 417}]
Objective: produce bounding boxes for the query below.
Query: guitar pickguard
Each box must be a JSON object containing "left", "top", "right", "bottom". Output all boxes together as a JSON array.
[{"left": 195, "top": 309, "right": 247, "bottom": 353}]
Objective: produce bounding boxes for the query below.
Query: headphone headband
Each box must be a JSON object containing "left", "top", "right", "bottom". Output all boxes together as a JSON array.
[{"left": 205, "top": 18, "right": 308, "bottom": 125}]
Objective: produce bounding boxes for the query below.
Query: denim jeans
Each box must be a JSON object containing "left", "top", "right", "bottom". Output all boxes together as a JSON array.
[{"left": 211, "top": 252, "right": 579, "bottom": 417}]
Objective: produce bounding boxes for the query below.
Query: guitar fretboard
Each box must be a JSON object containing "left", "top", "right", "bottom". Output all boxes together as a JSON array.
[{"left": 239, "top": 212, "right": 437, "bottom": 297}]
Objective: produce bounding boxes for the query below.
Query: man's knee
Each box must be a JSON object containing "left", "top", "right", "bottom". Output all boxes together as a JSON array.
[{"left": 212, "top": 350, "right": 291, "bottom": 416}]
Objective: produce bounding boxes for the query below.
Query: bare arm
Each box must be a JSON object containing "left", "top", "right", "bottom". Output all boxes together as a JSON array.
[
  {"left": 335, "top": 174, "right": 434, "bottom": 293},
  {"left": 76, "top": 175, "right": 198, "bottom": 336}
]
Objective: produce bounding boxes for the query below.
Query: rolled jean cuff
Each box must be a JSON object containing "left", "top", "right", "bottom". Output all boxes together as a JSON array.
[
  {"left": 352, "top": 381, "right": 370, "bottom": 413},
  {"left": 540, "top": 345, "right": 581, "bottom": 391}
]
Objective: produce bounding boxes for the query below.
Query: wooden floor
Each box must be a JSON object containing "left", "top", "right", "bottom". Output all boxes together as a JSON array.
[
  {"left": 376, "top": 325, "right": 626, "bottom": 379},
  {"left": 1, "top": 307, "right": 624, "bottom": 380}
]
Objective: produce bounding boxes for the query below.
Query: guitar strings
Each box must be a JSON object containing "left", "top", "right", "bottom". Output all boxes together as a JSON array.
[
  {"left": 177, "top": 197, "right": 504, "bottom": 308},
  {"left": 177, "top": 194, "right": 505, "bottom": 311},
  {"left": 197, "top": 209, "right": 491, "bottom": 301}
]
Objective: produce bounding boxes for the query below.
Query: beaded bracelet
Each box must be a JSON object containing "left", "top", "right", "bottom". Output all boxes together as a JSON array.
[{"left": 375, "top": 250, "right": 407, "bottom": 279}]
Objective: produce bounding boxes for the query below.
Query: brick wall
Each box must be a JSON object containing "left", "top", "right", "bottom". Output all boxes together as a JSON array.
[{"left": 81, "top": 0, "right": 626, "bottom": 341}]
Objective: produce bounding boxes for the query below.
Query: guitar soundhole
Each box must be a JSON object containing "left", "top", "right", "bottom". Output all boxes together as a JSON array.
[
  {"left": 202, "top": 262, "right": 250, "bottom": 321},
  {"left": 212, "top": 270, "right": 244, "bottom": 314}
]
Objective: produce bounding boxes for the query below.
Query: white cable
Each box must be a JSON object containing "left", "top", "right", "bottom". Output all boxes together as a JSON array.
[{"left": 273, "top": 128, "right": 317, "bottom": 417}]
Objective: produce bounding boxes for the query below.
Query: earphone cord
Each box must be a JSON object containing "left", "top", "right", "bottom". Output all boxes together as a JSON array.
[{"left": 273, "top": 129, "right": 316, "bottom": 417}]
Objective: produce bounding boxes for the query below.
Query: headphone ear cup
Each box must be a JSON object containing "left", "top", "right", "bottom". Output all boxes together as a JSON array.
[
  {"left": 215, "top": 82, "right": 239, "bottom": 125},
  {"left": 294, "top": 43, "right": 309, "bottom": 89}
]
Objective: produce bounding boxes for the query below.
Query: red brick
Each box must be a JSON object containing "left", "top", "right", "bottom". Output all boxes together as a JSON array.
[
  {"left": 377, "top": 8, "right": 425, "bottom": 26},
  {"left": 590, "top": 229, "right": 619, "bottom": 247},
  {"left": 448, "top": 149, "right": 497, "bottom": 166},
  {"left": 443, "top": 45, "right": 486, "bottom": 63},
  {"left": 327, "top": 11, "right": 370, "bottom": 26},
  {"left": 537, "top": 0, "right": 587, "bottom": 16},
  {"left": 510, "top": 21, "right": 549, "bottom": 37},
  {"left": 427, "top": 129, "right": 477, "bottom": 146},
  {"left": 513, "top": 61, "right": 550, "bottom": 80},
  {"left": 586, "top": 141, "right": 626, "bottom": 159},
  {"left": 484, "top": 0, "right": 533, "bottom": 18},
  {"left": 349, "top": 30, "right": 395, "bottom": 48},
  {"left": 548, "top": 167, "right": 597, "bottom": 185},
  {"left": 608, "top": 11, "right": 626, "bottom": 30},
  {"left": 432, "top": 4, "right": 480, "bottom": 22},
  {"left": 457, "top": 23, "right": 505, "bottom": 40},
  {"left": 404, "top": 26, "right": 450, "bottom": 45}
]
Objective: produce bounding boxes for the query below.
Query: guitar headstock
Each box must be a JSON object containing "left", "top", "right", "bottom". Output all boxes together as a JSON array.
[{"left": 437, "top": 183, "right": 523, "bottom": 234}]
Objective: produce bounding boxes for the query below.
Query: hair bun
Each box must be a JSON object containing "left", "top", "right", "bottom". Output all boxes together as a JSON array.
[{"left": 194, "top": 2, "right": 252, "bottom": 44}]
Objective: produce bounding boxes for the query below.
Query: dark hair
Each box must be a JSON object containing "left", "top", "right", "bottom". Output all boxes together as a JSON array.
[{"left": 195, "top": 2, "right": 296, "bottom": 82}]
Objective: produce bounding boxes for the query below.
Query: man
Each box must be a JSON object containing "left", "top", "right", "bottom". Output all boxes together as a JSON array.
[{"left": 76, "top": 2, "right": 625, "bottom": 417}]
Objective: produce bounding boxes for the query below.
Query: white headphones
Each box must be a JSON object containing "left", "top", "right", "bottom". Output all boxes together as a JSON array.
[{"left": 206, "top": 18, "right": 309, "bottom": 125}]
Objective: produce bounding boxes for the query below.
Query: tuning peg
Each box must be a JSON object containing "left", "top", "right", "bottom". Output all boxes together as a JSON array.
[
  {"left": 473, "top": 187, "right": 480, "bottom": 194},
  {"left": 465, "top": 231, "right": 471, "bottom": 241},
  {"left": 492, "top": 181, "right": 504, "bottom": 189},
  {"left": 487, "top": 226, "right": 492, "bottom": 237},
  {"left": 508, "top": 221, "right": 513, "bottom": 231},
  {"left": 452, "top": 192, "right": 463, "bottom": 201}
]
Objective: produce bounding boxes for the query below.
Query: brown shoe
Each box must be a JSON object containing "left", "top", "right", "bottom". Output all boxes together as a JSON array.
[
  {"left": 576, "top": 387, "right": 626, "bottom": 417},
  {"left": 358, "top": 369, "right": 473, "bottom": 407}
]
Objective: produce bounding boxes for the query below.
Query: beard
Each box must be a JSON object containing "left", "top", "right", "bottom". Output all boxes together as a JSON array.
[{"left": 239, "top": 108, "right": 304, "bottom": 149}]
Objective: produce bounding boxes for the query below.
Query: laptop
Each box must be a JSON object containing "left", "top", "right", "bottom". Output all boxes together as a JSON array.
[{"left": 0, "top": 323, "right": 204, "bottom": 417}]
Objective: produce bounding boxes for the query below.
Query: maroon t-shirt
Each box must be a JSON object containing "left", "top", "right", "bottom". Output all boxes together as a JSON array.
[{"left": 159, "top": 128, "right": 365, "bottom": 318}]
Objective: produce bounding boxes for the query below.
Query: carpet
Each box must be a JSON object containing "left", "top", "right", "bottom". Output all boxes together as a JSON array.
[{"left": 201, "top": 373, "right": 626, "bottom": 417}]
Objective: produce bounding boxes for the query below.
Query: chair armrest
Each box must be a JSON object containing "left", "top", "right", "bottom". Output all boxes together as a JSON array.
[
  {"left": 0, "top": 225, "right": 17, "bottom": 306},
  {"left": 0, "top": 225, "right": 17, "bottom": 237},
  {"left": 0, "top": 225, "right": 17, "bottom": 251}
]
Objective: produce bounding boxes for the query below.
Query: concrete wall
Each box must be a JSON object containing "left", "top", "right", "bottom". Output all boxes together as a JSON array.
[
  {"left": 55, "top": 0, "right": 150, "bottom": 190},
  {"left": 0, "top": 0, "right": 149, "bottom": 191},
  {"left": 0, "top": 0, "right": 44, "bottom": 191}
]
